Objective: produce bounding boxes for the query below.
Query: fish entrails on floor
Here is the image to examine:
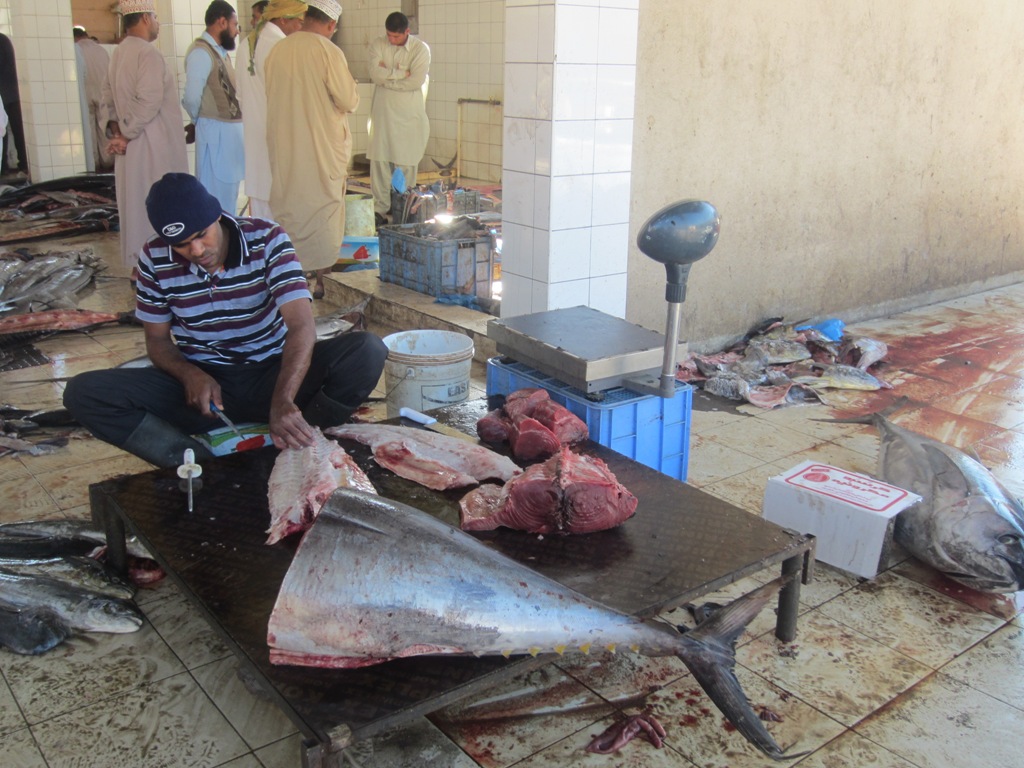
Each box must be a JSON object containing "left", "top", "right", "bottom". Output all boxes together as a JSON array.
[{"left": 267, "top": 490, "right": 801, "bottom": 759}]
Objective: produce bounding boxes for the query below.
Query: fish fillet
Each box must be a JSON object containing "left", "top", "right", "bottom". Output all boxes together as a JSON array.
[
  {"left": 265, "top": 428, "right": 375, "bottom": 544},
  {"left": 325, "top": 423, "right": 521, "bottom": 491}
]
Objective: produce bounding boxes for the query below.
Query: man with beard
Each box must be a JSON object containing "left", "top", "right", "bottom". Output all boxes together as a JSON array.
[
  {"left": 183, "top": 1, "right": 244, "bottom": 214},
  {"left": 265, "top": 0, "right": 358, "bottom": 299},
  {"left": 99, "top": 1, "right": 188, "bottom": 274},
  {"left": 63, "top": 173, "right": 388, "bottom": 467},
  {"left": 236, "top": 0, "right": 307, "bottom": 219}
]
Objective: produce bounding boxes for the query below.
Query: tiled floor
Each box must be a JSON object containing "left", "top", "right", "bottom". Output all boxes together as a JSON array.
[{"left": 2, "top": 234, "right": 1023, "bottom": 766}]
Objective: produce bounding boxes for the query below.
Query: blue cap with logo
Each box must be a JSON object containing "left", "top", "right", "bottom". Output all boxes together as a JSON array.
[{"left": 145, "top": 173, "right": 223, "bottom": 244}]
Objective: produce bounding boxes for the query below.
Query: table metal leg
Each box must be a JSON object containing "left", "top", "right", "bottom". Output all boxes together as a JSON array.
[
  {"left": 89, "top": 484, "right": 128, "bottom": 578},
  {"left": 774, "top": 554, "right": 802, "bottom": 642},
  {"left": 301, "top": 724, "right": 353, "bottom": 768}
]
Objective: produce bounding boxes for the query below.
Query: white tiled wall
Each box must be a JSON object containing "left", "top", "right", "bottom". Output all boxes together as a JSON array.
[
  {"left": 500, "top": 0, "right": 638, "bottom": 319},
  {"left": 7, "top": 0, "right": 86, "bottom": 180}
]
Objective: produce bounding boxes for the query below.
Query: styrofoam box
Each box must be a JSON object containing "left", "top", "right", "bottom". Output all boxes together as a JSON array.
[
  {"left": 486, "top": 357, "right": 691, "bottom": 482},
  {"left": 762, "top": 461, "right": 922, "bottom": 579}
]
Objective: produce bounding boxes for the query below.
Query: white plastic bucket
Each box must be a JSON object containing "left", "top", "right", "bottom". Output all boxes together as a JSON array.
[
  {"left": 383, "top": 330, "right": 474, "bottom": 418},
  {"left": 344, "top": 194, "right": 376, "bottom": 237}
]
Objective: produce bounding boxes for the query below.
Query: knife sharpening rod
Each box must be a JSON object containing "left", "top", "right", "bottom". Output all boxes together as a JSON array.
[{"left": 486, "top": 306, "right": 687, "bottom": 394}]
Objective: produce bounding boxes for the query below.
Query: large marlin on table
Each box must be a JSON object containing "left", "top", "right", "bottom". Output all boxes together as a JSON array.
[{"left": 267, "top": 489, "right": 800, "bottom": 759}]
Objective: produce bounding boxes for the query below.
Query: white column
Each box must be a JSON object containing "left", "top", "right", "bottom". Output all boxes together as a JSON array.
[
  {"left": 502, "top": 0, "right": 638, "bottom": 319},
  {"left": 9, "top": 0, "right": 87, "bottom": 181}
]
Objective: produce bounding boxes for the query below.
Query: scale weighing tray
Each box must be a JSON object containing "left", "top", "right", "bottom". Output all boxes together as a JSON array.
[{"left": 486, "top": 306, "right": 685, "bottom": 393}]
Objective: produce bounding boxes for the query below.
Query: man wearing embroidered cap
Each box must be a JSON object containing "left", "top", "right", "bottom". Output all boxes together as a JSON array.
[
  {"left": 236, "top": 0, "right": 307, "bottom": 220},
  {"left": 265, "top": 0, "right": 358, "bottom": 299},
  {"left": 99, "top": 0, "right": 188, "bottom": 274},
  {"left": 64, "top": 173, "right": 387, "bottom": 468}
]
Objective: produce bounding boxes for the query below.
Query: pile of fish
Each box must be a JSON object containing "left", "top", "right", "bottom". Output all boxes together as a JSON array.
[
  {"left": 326, "top": 423, "right": 521, "bottom": 491},
  {"left": 267, "top": 490, "right": 798, "bottom": 759},
  {"left": 0, "top": 248, "right": 107, "bottom": 316},
  {"left": 838, "top": 403, "right": 1024, "bottom": 593},
  {"left": 677, "top": 318, "right": 891, "bottom": 408},
  {"left": 265, "top": 427, "right": 375, "bottom": 545},
  {"left": 460, "top": 445, "right": 638, "bottom": 534},
  {"left": 0, "top": 174, "right": 118, "bottom": 245},
  {"left": 477, "top": 388, "right": 589, "bottom": 462},
  {"left": 0, "top": 404, "right": 84, "bottom": 458},
  {"left": 0, "top": 520, "right": 151, "bottom": 655}
]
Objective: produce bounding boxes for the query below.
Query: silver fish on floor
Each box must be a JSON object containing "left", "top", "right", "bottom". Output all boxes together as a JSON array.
[
  {"left": 268, "top": 490, "right": 801, "bottom": 759},
  {"left": 844, "top": 406, "right": 1024, "bottom": 592},
  {"left": 0, "top": 570, "right": 143, "bottom": 635}
]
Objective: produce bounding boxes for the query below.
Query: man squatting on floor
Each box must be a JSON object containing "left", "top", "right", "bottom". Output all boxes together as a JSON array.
[{"left": 64, "top": 173, "right": 388, "bottom": 468}]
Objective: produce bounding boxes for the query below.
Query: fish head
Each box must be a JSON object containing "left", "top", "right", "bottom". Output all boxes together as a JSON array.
[
  {"left": 79, "top": 598, "right": 145, "bottom": 633},
  {"left": 932, "top": 495, "right": 1024, "bottom": 593}
]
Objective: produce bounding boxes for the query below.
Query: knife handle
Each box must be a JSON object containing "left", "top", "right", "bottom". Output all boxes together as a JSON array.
[{"left": 399, "top": 406, "right": 437, "bottom": 425}]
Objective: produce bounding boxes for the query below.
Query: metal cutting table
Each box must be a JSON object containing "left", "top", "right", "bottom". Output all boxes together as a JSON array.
[{"left": 89, "top": 400, "right": 815, "bottom": 767}]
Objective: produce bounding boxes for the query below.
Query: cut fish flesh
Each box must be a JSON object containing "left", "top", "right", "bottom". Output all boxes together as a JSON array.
[
  {"left": 265, "top": 428, "right": 375, "bottom": 544},
  {"left": 325, "top": 423, "right": 520, "bottom": 491},
  {"left": 459, "top": 446, "right": 637, "bottom": 534}
]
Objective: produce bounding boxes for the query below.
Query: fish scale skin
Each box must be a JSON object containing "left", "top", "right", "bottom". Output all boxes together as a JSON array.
[{"left": 267, "top": 490, "right": 791, "bottom": 759}]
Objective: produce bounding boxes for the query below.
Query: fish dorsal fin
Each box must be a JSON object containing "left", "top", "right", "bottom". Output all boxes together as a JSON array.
[{"left": 920, "top": 443, "right": 971, "bottom": 495}]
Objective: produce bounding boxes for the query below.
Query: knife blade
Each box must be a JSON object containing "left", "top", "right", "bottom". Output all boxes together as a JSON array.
[
  {"left": 399, "top": 406, "right": 474, "bottom": 441},
  {"left": 210, "top": 402, "right": 243, "bottom": 439}
]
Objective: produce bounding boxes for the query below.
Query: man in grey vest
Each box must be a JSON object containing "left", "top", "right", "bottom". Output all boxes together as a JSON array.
[{"left": 183, "top": 1, "right": 245, "bottom": 214}]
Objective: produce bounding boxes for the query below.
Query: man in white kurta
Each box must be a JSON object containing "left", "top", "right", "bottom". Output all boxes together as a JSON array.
[
  {"left": 182, "top": 1, "right": 244, "bottom": 215},
  {"left": 367, "top": 11, "right": 430, "bottom": 225},
  {"left": 235, "top": 0, "right": 306, "bottom": 219},
  {"left": 265, "top": 0, "right": 358, "bottom": 299},
  {"left": 75, "top": 28, "right": 113, "bottom": 171},
  {"left": 99, "top": 4, "right": 188, "bottom": 270}
]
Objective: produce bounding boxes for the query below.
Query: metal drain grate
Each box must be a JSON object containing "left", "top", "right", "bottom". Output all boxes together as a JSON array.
[{"left": 0, "top": 343, "right": 50, "bottom": 372}]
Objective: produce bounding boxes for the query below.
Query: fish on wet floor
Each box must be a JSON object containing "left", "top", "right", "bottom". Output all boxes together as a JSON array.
[
  {"left": 832, "top": 402, "right": 1024, "bottom": 593},
  {"left": 0, "top": 555, "right": 135, "bottom": 600},
  {"left": 0, "top": 308, "right": 126, "bottom": 335},
  {"left": 788, "top": 361, "right": 891, "bottom": 391},
  {"left": 0, "top": 569, "right": 144, "bottom": 634},
  {"left": 0, "top": 600, "right": 71, "bottom": 655},
  {"left": 267, "top": 490, "right": 802, "bottom": 759}
]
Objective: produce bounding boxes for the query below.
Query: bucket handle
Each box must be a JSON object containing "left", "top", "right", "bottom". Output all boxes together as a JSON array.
[{"left": 383, "top": 366, "right": 417, "bottom": 402}]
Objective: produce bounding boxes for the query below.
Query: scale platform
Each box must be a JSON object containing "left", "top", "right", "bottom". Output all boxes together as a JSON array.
[{"left": 486, "top": 306, "right": 685, "bottom": 393}]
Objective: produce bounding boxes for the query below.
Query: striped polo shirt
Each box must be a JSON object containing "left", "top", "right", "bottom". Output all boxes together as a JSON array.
[{"left": 135, "top": 215, "right": 312, "bottom": 365}]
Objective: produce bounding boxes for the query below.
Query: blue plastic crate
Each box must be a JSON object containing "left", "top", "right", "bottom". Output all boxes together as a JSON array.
[
  {"left": 378, "top": 224, "right": 493, "bottom": 298},
  {"left": 486, "top": 357, "right": 691, "bottom": 482}
]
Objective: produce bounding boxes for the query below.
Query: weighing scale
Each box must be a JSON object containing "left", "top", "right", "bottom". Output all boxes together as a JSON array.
[{"left": 488, "top": 200, "right": 721, "bottom": 396}]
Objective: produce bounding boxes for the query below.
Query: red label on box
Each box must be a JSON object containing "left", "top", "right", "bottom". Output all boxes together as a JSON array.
[{"left": 782, "top": 463, "right": 912, "bottom": 511}]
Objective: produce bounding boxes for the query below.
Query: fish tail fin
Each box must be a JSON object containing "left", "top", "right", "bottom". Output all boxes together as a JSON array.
[{"left": 674, "top": 578, "right": 805, "bottom": 760}]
